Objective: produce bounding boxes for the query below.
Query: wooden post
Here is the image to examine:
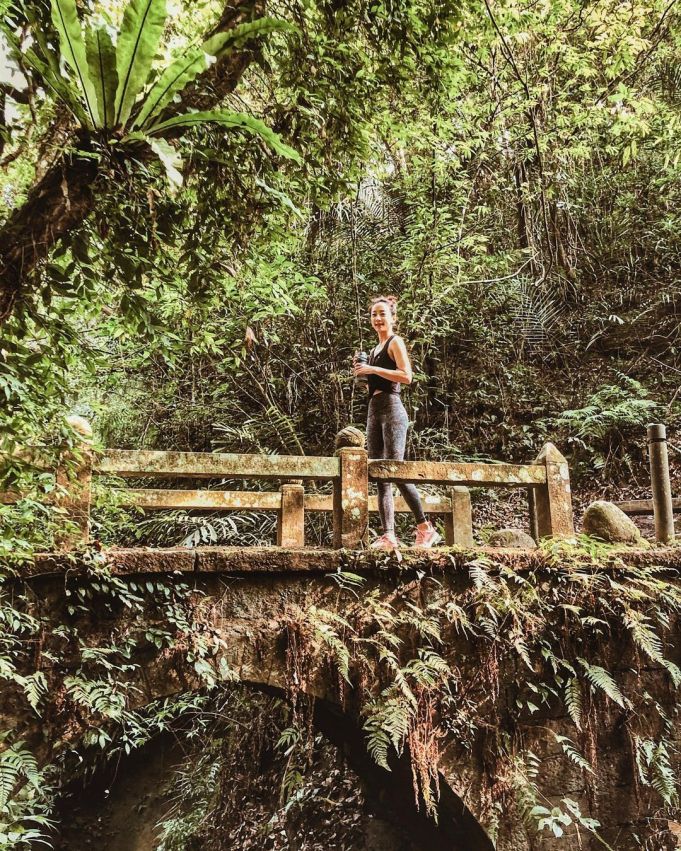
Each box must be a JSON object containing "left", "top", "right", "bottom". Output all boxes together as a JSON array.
[
  {"left": 277, "top": 483, "right": 305, "bottom": 548},
  {"left": 55, "top": 416, "right": 93, "bottom": 551},
  {"left": 533, "top": 442, "right": 574, "bottom": 539},
  {"left": 444, "top": 487, "right": 473, "bottom": 547},
  {"left": 333, "top": 446, "right": 368, "bottom": 549},
  {"left": 648, "top": 423, "right": 675, "bottom": 543}
]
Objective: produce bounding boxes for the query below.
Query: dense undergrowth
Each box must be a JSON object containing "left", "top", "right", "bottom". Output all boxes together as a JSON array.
[{"left": 3, "top": 0, "right": 681, "bottom": 845}]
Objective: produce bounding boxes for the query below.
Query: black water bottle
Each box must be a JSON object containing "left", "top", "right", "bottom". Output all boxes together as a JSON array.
[{"left": 354, "top": 351, "right": 369, "bottom": 384}]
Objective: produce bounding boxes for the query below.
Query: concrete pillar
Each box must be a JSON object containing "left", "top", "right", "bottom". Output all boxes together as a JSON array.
[
  {"left": 648, "top": 423, "right": 674, "bottom": 543},
  {"left": 444, "top": 487, "right": 474, "bottom": 547},
  {"left": 55, "top": 416, "right": 93, "bottom": 551},
  {"left": 277, "top": 483, "right": 305, "bottom": 548},
  {"left": 533, "top": 442, "right": 574, "bottom": 539},
  {"left": 333, "top": 446, "right": 368, "bottom": 549}
]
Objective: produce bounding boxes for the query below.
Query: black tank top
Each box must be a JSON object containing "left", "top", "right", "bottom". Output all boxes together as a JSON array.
[{"left": 368, "top": 335, "right": 401, "bottom": 397}]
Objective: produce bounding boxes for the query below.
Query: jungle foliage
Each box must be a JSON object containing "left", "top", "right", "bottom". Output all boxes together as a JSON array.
[
  {"left": 2, "top": 0, "right": 681, "bottom": 845},
  {"left": 2, "top": 0, "right": 679, "bottom": 480}
]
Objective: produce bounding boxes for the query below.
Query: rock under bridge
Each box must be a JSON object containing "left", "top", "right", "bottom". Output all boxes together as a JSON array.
[{"left": 6, "top": 544, "right": 681, "bottom": 850}]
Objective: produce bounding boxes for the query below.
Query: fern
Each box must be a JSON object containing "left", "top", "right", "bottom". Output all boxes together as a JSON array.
[
  {"left": 0, "top": 739, "right": 44, "bottom": 809},
  {"left": 577, "top": 658, "right": 626, "bottom": 708},
  {"left": 64, "top": 675, "right": 128, "bottom": 720},
  {"left": 468, "top": 558, "right": 498, "bottom": 590},
  {"left": 511, "top": 751, "right": 542, "bottom": 824},
  {"left": 263, "top": 405, "right": 305, "bottom": 455},
  {"left": 553, "top": 733, "right": 594, "bottom": 774},
  {"left": 444, "top": 601, "right": 472, "bottom": 634},
  {"left": 363, "top": 693, "right": 411, "bottom": 767},
  {"left": 398, "top": 602, "right": 442, "bottom": 643},
  {"left": 511, "top": 629, "right": 532, "bottom": 669},
  {"left": 635, "top": 736, "right": 678, "bottom": 805},
  {"left": 377, "top": 648, "right": 417, "bottom": 707},
  {"left": 17, "top": 671, "right": 47, "bottom": 714},
  {"left": 564, "top": 677, "right": 583, "bottom": 730},
  {"left": 305, "top": 605, "right": 354, "bottom": 683},
  {"left": 404, "top": 649, "right": 452, "bottom": 687},
  {"left": 622, "top": 608, "right": 669, "bottom": 666}
]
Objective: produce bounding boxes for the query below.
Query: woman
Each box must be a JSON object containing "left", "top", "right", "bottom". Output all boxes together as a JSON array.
[{"left": 353, "top": 296, "right": 441, "bottom": 550}]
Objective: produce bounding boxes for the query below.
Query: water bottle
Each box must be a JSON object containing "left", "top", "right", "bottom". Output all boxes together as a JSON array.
[{"left": 354, "top": 351, "right": 369, "bottom": 384}]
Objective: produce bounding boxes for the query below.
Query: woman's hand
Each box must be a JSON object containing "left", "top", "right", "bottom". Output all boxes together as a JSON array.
[{"left": 353, "top": 363, "right": 375, "bottom": 377}]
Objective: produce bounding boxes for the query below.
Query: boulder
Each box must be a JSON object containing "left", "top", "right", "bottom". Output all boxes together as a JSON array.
[
  {"left": 582, "top": 501, "right": 642, "bottom": 544},
  {"left": 488, "top": 528, "right": 537, "bottom": 549}
]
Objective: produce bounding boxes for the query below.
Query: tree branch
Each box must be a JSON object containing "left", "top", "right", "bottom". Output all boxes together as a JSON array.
[{"left": 0, "top": 84, "right": 31, "bottom": 106}]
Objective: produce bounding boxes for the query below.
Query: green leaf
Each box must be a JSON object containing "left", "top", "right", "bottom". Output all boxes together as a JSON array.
[
  {"left": 51, "top": 0, "right": 98, "bottom": 126},
  {"left": 577, "top": 658, "right": 625, "bottom": 708},
  {"left": 85, "top": 25, "right": 118, "bottom": 129},
  {"left": 202, "top": 17, "right": 295, "bottom": 57},
  {"left": 147, "top": 137, "right": 184, "bottom": 187},
  {"left": 147, "top": 110, "right": 301, "bottom": 162},
  {"left": 255, "top": 178, "right": 305, "bottom": 220},
  {"left": 115, "top": 0, "right": 168, "bottom": 128},
  {"left": 133, "top": 46, "right": 209, "bottom": 130},
  {"left": 21, "top": 45, "right": 90, "bottom": 126},
  {"left": 564, "top": 677, "right": 582, "bottom": 730},
  {"left": 553, "top": 733, "right": 594, "bottom": 774}
]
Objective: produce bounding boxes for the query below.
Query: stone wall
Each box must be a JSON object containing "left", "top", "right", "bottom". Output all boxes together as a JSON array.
[{"left": 6, "top": 546, "right": 681, "bottom": 849}]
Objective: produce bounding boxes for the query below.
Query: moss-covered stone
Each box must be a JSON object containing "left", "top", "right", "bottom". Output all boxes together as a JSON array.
[
  {"left": 488, "top": 528, "right": 537, "bottom": 549},
  {"left": 583, "top": 500, "right": 643, "bottom": 544}
]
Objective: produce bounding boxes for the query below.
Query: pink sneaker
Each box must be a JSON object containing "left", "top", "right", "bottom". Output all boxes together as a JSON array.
[
  {"left": 370, "top": 532, "right": 401, "bottom": 550},
  {"left": 414, "top": 522, "right": 442, "bottom": 548}
]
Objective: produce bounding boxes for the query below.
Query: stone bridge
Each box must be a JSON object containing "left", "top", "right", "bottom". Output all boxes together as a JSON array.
[{"left": 6, "top": 545, "right": 681, "bottom": 851}]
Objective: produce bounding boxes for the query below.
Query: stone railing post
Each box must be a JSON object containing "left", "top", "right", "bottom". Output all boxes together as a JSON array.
[
  {"left": 527, "top": 489, "right": 539, "bottom": 542},
  {"left": 444, "top": 487, "right": 473, "bottom": 547},
  {"left": 55, "top": 416, "right": 93, "bottom": 551},
  {"left": 533, "top": 442, "right": 574, "bottom": 539},
  {"left": 277, "top": 482, "right": 305, "bottom": 548},
  {"left": 333, "top": 428, "right": 368, "bottom": 549},
  {"left": 648, "top": 423, "right": 675, "bottom": 543}
]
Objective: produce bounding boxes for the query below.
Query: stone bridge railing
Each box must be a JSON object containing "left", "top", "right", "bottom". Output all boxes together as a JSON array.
[{"left": 1, "top": 420, "right": 574, "bottom": 550}]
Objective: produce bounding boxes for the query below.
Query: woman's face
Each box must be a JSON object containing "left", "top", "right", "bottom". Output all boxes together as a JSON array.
[{"left": 370, "top": 302, "right": 393, "bottom": 335}]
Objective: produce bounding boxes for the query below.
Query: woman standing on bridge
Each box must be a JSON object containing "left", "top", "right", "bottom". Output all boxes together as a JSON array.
[{"left": 353, "top": 296, "right": 441, "bottom": 550}]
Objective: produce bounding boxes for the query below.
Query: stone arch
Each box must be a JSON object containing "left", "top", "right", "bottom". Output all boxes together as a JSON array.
[
  {"left": 54, "top": 681, "right": 494, "bottom": 851},
  {"left": 4, "top": 566, "right": 496, "bottom": 849}
]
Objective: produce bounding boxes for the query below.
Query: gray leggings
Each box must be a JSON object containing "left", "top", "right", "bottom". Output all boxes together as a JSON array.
[{"left": 366, "top": 393, "right": 426, "bottom": 532}]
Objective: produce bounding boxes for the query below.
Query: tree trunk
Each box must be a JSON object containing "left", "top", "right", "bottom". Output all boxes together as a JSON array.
[
  {"left": 0, "top": 0, "right": 265, "bottom": 324},
  {"left": 0, "top": 146, "right": 99, "bottom": 320}
]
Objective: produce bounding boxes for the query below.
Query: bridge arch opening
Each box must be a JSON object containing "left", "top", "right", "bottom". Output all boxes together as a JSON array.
[{"left": 54, "top": 683, "right": 493, "bottom": 851}]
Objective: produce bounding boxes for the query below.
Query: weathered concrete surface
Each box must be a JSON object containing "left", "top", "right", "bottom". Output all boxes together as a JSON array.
[
  {"left": 368, "top": 459, "right": 546, "bottom": 487},
  {"left": 583, "top": 500, "right": 644, "bottom": 544},
  {"left": 119, "top": 488, "right": 284, "bottom": 510},
  {"left": 98, "top": 449, "right": 340, "bottom": 480},
  {"left": 26, "top": 543, "right": 681, "bottom": 577},
  {"left": 276, "top": 483, "right": 305, "bottom": 547},
  {"left": 334, "top": 447, "right": 369, "bottom": 548},
  {"left": 533, "top": 442, "right": 575, "bottom": 538},
  {"left": 335, "top": 425, "right": 366, "bottom": 449},
  {"left": 447, "top": 487, "right": 474, "bottom": 547},
  {"left": 6, "top": 545, "right": 681, "bottom": 850}
]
